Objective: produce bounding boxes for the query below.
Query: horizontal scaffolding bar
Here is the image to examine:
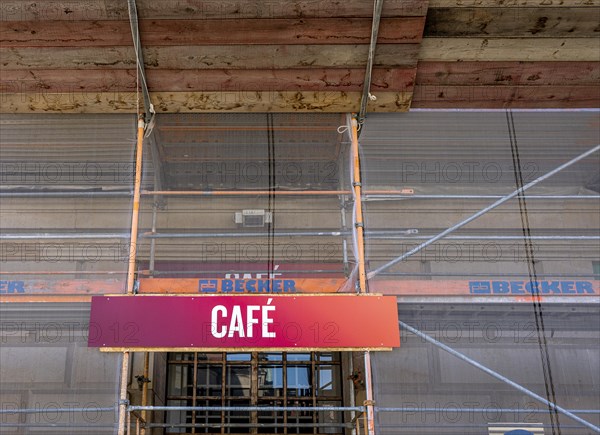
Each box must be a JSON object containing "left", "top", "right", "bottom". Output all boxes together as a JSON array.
[
  {"left": 369, "top": 234, "right": 600, "bottom": 241},
  {"left": 141, "top": 189, "right": 413, "bottom": 196},
  {"left": 3, "top": 406, "right": 597, "bottom": 416},
  {"left": 128, "top": 406, "right": 364, "bottom": 412},
  {"left": 145, "top": 422, "right": 354, "bottom": 428},
  {"left": 0, "top": 407, "right": 116, "bottom": 414},
  {"left": 0, "top": 190, "right": 600, "bottom": 201},
  {"left": 376, "top": 424, "right": 594, "bottom": 430},
  {"left": 365, "top": 194, "right": 600, "bottom": 200},
  {"left": 2, "top": 191, "right": 596, "bottom": 200},
  {"left": 0, "top": 191, "right": 132, "bottom": 198},
  {"left": 0, "top": 423, "right": 591, "bottom": 431},
  {"left": 143, "top": 231, "right": 598, "bottom": 240},
  {"left": 0, "top": 233, "right": 129, "bottom": 240},
  {"left": 376, "top": 408, "right": 600, "bottom": 414},
  {"left": 141, "top": 230, "right": 349, "bottom": 238},
  {"left": 2, "top": 230, "right": 597, "bottom": 241},
  {"left": 142, "top": 189, "right": 353, "bottom": 196}
]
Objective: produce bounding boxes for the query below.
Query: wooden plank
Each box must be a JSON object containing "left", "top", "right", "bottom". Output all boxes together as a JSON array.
[
  {"left": 138, "top": 278, "right": 347, "bottom": 293},
  {"left": 149, "top": 68, "right": 416, "bottom": 92},
  {"left": 429, "top": 0, "right": 599, "bottom": 7},
  {"left": 0, "top": 17, "right": 425, "bottom": 47},
  {"left": 2, "top": 69, "right": 137, "bottom": 92},
  {"left": 416, "top": 61, "right": 600, "bottom": 85},
  {"left": 419, "top": 37, "right": 600, "bottom": 61},
  {"left": 1, "top": 46, "right": 136, "bottom": 69},
  {"left": 0, "top": 295, "right": 94, "bottom": 302},
  {"left": 371, "top": 279, "right": 600, "bottom": 296},
  {"left": 145, "top": 45, "right": 421, "bottom": 69},
  {"left": 0, "top": 44, "right": 421, "bottom": 69},
  {"left": 411, "top": 84, "right": 600, "bottom": 108},
  {"left": 136, "top": 0, "right": 429, "bottom": 18},
  {"left": 0, "top": 91, "right": 414, "bottom": 113},
  {"left": 1, "top": 68, "right": 415, "bottom": 92},
  {"left": 425, "top": 7, "right": 600, "bottom": 37},
  {"left": 0, "top": 0, "right": 429, "bottom": 20},
  {"left": 0, "top": 278, "right": 122, "bottom": 295}
]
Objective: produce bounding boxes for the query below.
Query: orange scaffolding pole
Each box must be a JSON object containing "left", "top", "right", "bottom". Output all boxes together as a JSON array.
[
  {"left": 350, "top": 114, "right": 376, "bottom": 435},
  {"left": 350, "top": 116, "right": 368, "bottom": 294},
  {"left": 126, "top": 117, "right": 145, "bottom": 295},
  {"left": 118, "top": 116, "right": 145, "bottom": 435}
]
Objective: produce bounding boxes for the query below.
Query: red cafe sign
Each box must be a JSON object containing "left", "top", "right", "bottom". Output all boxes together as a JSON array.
[{"left": 88, "top": 295, "right": 400, "bottom": 351}]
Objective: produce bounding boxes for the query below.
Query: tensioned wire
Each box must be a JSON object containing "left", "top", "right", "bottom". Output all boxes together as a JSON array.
[{"left": 506, "top": 110, "right": 560, "bottom": 434}]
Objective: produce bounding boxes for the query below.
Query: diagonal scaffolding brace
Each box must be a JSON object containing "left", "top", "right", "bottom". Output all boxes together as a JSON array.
[
  {"left": 368, "top": 144, "right": 600, "bottom": 278},
  {"left": 399, "top": 321, "right": 600, "bottom": 433}
]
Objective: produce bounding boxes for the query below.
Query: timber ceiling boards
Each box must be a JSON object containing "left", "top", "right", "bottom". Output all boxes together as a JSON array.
[
  {"left": 0, "top": 0, "right": 426, "bottom": 113},
  {"left": 413, "top": 0, "right": 600, "bottom": 108},
  {"left": 0, "top": 0, "right": 598, "bottom": 113}
]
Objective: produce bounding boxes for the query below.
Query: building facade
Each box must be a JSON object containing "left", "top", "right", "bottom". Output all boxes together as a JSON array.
[{"left": 1, "top": 111, "right": 599, "bottom": 434}]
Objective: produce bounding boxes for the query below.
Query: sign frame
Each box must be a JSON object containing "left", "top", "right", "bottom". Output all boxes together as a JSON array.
[{"left": 88, "top": 293, "right": 400, "bottom": 352}]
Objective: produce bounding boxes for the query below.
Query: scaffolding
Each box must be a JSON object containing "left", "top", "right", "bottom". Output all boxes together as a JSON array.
[{"left": 1, "top": 109, "right": 599, "bottom": 435}]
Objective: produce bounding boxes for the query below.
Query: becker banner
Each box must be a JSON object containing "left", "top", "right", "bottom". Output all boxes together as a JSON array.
[{"left": 88, "top": 295, "right": 399, "bottom": 350}]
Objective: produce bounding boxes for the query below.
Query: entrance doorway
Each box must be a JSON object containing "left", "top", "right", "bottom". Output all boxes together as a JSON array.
[{"left": 166, "top": 352, "right": 344, "bottom": 434}]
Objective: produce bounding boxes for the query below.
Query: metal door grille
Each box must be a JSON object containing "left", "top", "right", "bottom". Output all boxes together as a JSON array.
[{"left": 166, "top": 352, "right": 343, "bottom": 434}]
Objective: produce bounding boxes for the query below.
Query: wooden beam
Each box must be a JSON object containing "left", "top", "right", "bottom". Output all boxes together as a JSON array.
[
  {"left": 419, "top": 38, "right": 600, "bottom": 61},
  {"left": 1, "top": 46, "right": 136, "bottom": 69},
  {"left": 416, "top": 61, "right": 600, "bottom": 85},
  {"left": 411, "top": 84, "right": 600, "bottom": 108},
  {"left": 425, "top": 7, "right": 600, "bottom": 37},
  {"left": 138, "top": 278, "right": 346, "bottom": 293},
  {"left": 429, "top": 0, "right": 599, "bottom": 7},
  {"left": 0, "top": 91, "right": 413, "bottom": 113},
  {"left": 0, "top": 17, "right": 425, "bottom": 47},
  {"left": 1, "top": 68, "right": 415, "bottom": 92},
  {"left": 0, "top": 278, "right": 122, "bottom": 294},
  {"left": 0, "top": 0, "right": 429, "bottom": 20},
  {"left": 2, "top": 69, "right": 137, "bottom": 92},
  {"left": 0, "top": 295, "right": 94, "bottom": 303},
  {"left": 1, "top": 44, "right": 421, "bottom": 69}
]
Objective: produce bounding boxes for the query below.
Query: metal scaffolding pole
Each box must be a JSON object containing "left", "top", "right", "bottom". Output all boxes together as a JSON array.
[
  {"left": 141, "top": 230, "right": 350, "bottom": 238},
  {"left": 142, "top": 189, "right": 354, "bottom": 196},
  {"left": 129, "top": 405, "right": 364, "bottom": 412},
  {"left": 368, "top": 234, "right": 600, "bottom": 240},
  {"left": 368, "top": 144, "right": 600, "bottom": 278},
  {"left": 399, "top": 321, "right": 600, "bottom": 433},
  {"left": 0, "top": 233, "right": 129, "bottom": 239},
  {"left": 3, "top": 231, "right": 599, "bottom": 241},
  {"left": 126, "top": 0, "right": 153, "bottom": 120},
  {"left": 5, "top": 191, "right": 596, "bottom": 200},
  {"left": 376, "top": 407, "right": 600, "bottom": 414},
  {"left": 358, "top": 0, "right": 384, "bottom": 124},
  {"left": 144, "top": 423, "right": 353, "bottom": 429},
  {"left": 364, "top": 194, "right": 600, "bottom": 201},
  {"left": 0, "top": 191, "right": 132, "bottom": 198},
  {"left": 0, "top": 407, "right": 116, "bottom": 414}
]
